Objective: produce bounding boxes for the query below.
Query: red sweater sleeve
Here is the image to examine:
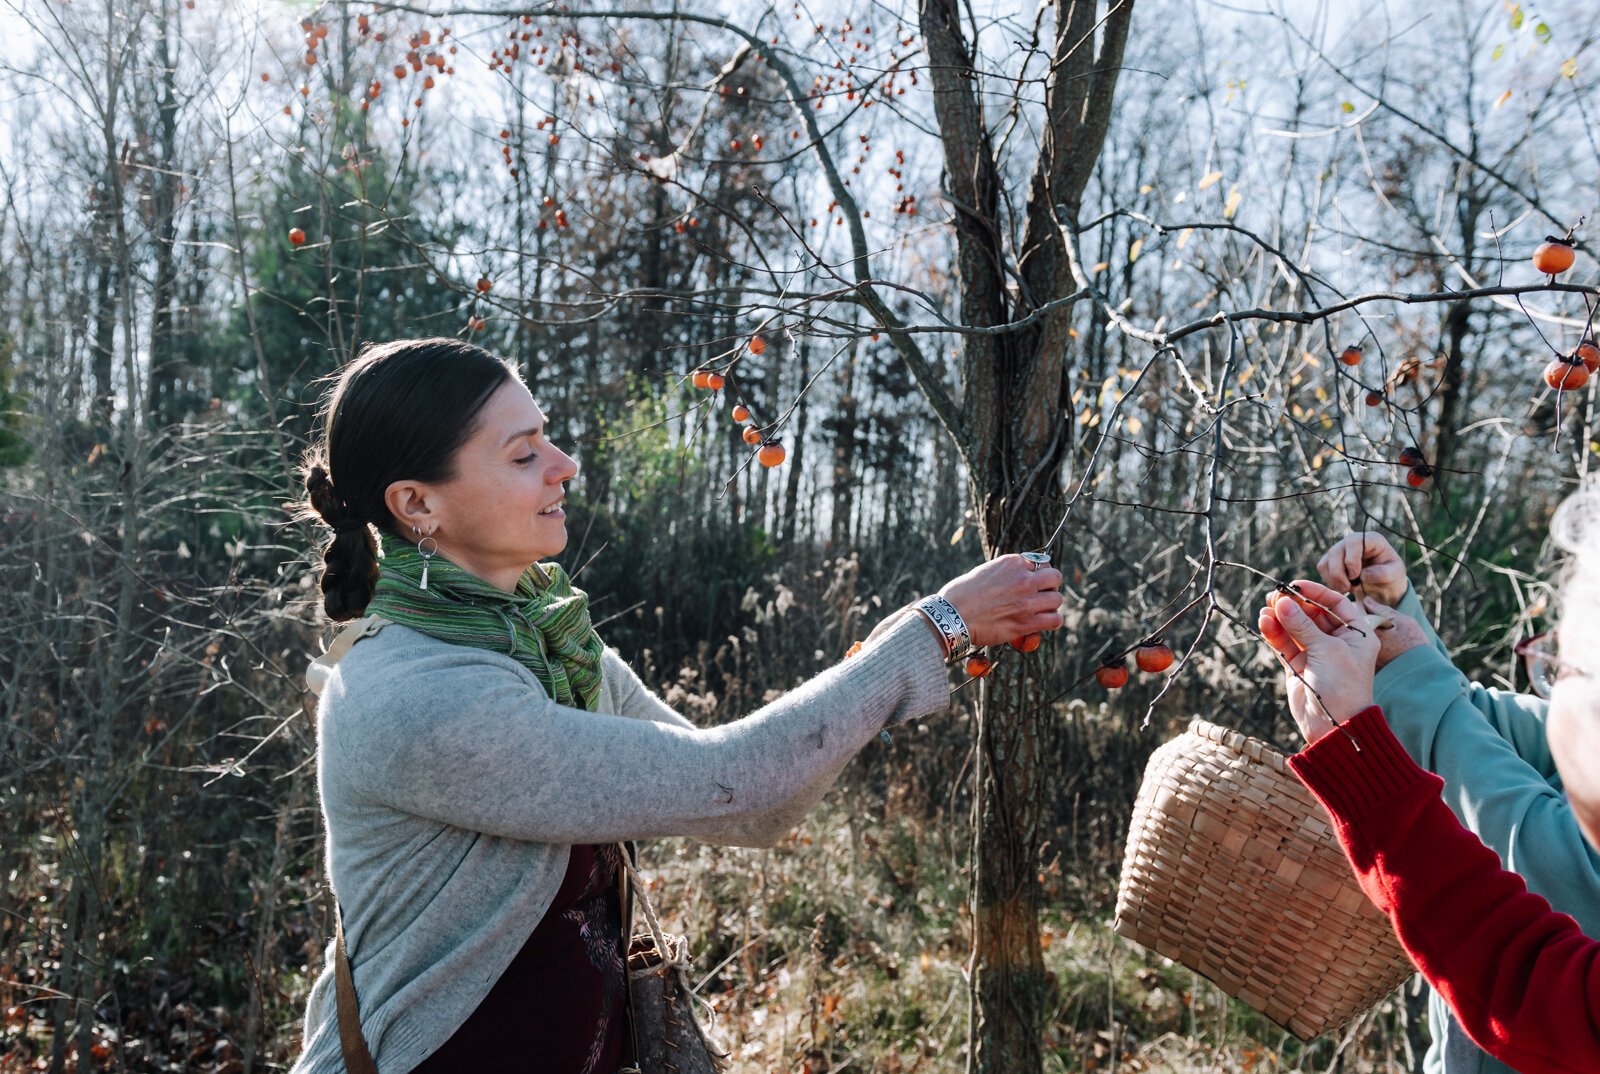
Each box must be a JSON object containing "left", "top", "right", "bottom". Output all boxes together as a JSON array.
[{"left": 1288, "top": 707, "right": 1600, "bottom": 1074}]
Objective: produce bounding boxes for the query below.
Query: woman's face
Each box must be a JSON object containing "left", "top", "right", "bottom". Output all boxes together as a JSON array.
[
  {"left": 1548, "top": 637, "right": 1600, "bottom": 851},
  {"left": 393, "top": 377, "right": 578, "bottom": 592}
]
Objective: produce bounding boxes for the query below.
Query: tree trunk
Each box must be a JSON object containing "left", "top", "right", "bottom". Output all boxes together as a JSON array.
[
  {"left": 781, "top": 341, "right": 810, "bottom": 545},
  {"left": 911, "top": 2, "right": 1132, "bottom": 1069},
  {"left": 830, "top": 352, "right": 859, "bottom": 550},
  {"left": 149, "top": 0, "right": 179, "bottom": 424},
  {"left": 967, "top": 542, "right": 1055, "bottom": 1074},
  {"left": 1432, "top": 190, "right": 1481, "bottom": 492},
  {"left": 1432, "top": 299, "right": 1471, "bottom": 493}
]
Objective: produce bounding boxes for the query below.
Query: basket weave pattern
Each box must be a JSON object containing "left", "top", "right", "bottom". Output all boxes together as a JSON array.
[{"left": 1113, "top": 720, "right": 1416, "bottom": 1041}]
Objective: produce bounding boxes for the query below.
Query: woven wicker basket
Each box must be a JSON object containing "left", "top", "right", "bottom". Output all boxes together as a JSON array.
[{"left": 1113, "top": 719, "right": 1416, "bottom": 1041}]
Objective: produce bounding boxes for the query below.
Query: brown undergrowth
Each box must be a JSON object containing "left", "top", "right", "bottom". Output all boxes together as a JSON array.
[{"left": 637, "top": 711, "right": 1426, "bottom": 1074}]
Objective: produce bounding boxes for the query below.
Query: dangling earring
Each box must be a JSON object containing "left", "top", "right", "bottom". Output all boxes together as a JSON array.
[{"left": 417, "top": 532, "right": 438, "bottom": 590}]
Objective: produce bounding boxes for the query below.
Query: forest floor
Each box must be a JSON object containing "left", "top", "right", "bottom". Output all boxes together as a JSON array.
[
  {"left": 644, "top": 795, "right": 1426, "bottom": 1074},
  {"left": 1, "top": 714, "right": 1429, "bottom": 1074}
]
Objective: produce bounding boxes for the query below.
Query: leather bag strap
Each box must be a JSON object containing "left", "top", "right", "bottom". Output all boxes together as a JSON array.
[
  {"left": 334, "top": 908, "right": 379, "bottom": 1074},
  {"left": 618, "top": 841, "right": 641, "bottom": 1070}
]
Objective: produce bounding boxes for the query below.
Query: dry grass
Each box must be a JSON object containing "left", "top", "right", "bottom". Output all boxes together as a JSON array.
[{"left": 641, "top": 785, "right": 1426, "bottom": 1074}]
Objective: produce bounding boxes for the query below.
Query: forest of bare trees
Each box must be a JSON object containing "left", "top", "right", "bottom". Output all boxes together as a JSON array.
[{"left": 2, "top": 0, "right": 1597, "bottom": 1070}]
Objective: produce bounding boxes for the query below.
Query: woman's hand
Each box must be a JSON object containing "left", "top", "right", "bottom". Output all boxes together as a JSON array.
[
  {"left": 1316, "top": 530, "right": 1409, "bottom": 607},
  {"left": 939, "top": 555, "right": 1065, "bottom": 649},
  {"left": 1258, "top": 579, "right": 1380, "bottom": 744},
  {"left": 1361, "top": 597, "right": 1429, "bottom": 672}
]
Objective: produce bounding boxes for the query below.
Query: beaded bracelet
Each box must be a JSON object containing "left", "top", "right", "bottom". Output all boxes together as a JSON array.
[{"left": 914, "top": 594, "right": 971, "bottom": 660}]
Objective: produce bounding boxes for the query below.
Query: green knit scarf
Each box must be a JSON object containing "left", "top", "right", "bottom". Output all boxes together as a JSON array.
[{"left": 365, "top": 532, "right": 605, "bottom": 711}]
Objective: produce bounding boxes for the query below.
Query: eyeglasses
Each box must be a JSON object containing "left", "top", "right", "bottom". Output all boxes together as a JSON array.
[{"left": 1514, "top": 632, "right": 1590, "bottom": 700}]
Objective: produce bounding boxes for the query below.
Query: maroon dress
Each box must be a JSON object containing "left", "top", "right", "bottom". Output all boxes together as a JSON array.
[{"left": 411, "top": 844, "right": 627, "bottom": 1073}]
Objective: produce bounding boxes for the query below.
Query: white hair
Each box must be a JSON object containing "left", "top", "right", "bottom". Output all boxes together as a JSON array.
[{"left": 1551, "top": 476, "right": 1600, "bottom": 657}]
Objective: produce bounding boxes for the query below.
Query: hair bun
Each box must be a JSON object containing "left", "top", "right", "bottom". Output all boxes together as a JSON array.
[
  {"left": 305, "top": 465, "right": 351, "bottom": 530},
  {"left": 305, "top": 464, "right": 331, "bottom": 492}
]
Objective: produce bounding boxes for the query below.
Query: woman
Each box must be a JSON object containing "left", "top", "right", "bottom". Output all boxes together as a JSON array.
[
  {"left": 288, "top": 338, "right": 1065, "bottom": 1073},
  {"left": 1308, "top": 530, "right": 1600, "bottom": 1074},
  {"left": 1257, "top": 485, "right": 1600, "bottom": 1074}
]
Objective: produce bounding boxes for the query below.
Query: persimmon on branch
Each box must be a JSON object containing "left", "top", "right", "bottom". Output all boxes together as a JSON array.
[
  {"left": 1012, "top": 200, "right": 1596, "bottom": 717},
  {"left": 1062, "top": 212, "right": 1600, "bottom": 348},
  {"left": 381, "top": 1, "right": 968, "bottom": 440},
  {"left": 351, "top": 6, "right": 1587, "bottom": 718}
]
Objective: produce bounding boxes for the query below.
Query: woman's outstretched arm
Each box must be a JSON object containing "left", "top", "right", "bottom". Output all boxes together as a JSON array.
[{"left": 1291, "top": 707, "right": 1600, "bottom": 1074}]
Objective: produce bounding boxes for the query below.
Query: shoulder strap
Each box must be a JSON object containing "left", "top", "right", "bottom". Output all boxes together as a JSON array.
[
  {"left": 618, "top": 841, "right": 640, "bottom": 1069},
  {"left": 306, "top": 616, "right": 392, "bottom": 696},
  {"left": 334, "top": 907, "right": 379, "bottom": 1074}
]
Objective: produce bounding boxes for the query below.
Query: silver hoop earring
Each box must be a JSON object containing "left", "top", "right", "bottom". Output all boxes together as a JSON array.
[{"left": 417, "top": 535, "right": 438, "bottom": 590}]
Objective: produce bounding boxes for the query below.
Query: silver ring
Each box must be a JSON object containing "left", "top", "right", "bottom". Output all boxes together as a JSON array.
[
  {"left": 1021, "top": 551, "right": 1050, "bottom": 572},
  {"left": 418, "top": 536, "right": 438, "bottom": 557}
]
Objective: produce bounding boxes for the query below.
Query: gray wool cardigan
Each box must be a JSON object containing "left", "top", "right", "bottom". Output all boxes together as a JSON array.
[{"left": 288, "top": 607, "right": 950, "bottom": 1074}]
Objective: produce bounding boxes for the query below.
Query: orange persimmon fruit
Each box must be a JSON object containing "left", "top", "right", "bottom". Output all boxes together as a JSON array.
[
  {"left": 1135, "top": 642, "right": 1174, "bottom": 674},
  {"left": 1533, "top": 237, "right": 1576, "bottom": 276},
  {"left": 1546, "top": 357, "right": 1591, "bottom": 391},
  {"left": 1095, "top": 660, "right": 1130, "bottom": 689},
  {"left": 1574, "top": 338, "right": 1600, "bottom": 373}
]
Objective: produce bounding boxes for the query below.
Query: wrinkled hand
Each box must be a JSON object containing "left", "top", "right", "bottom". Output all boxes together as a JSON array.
[
  {"left": 1361, "top": 597, "right": 1429, "bottom": 672},
  {"left": 940, "top": 554, "right": 1065, "bottom": 648},
  {"left": 1258, "top": 579, "right": 1380, "bottom": 744},
  {"left": 1316, "top": 530, "right": 1409, "bottom": 607}
]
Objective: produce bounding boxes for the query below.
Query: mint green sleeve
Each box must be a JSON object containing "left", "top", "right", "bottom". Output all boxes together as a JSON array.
[
  {"left": 1392, "top": 583, "right": 1555, "bottom": 780},
  {"left": 1372, "top": 642, "right": 1600, "bottom": 935}
]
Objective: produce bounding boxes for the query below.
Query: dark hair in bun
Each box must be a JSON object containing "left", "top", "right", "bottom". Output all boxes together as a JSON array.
[{"left": 297, "top": 338, "right": 515, "bottom": 621}]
